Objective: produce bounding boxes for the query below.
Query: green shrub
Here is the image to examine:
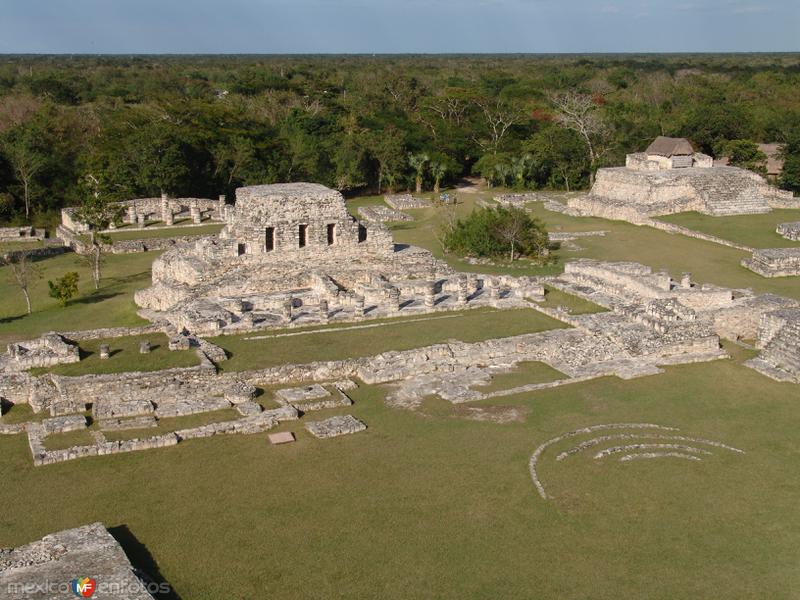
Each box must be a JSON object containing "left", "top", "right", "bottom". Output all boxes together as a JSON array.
[
  {"left": 442, "top": 206, "right": 548, "bottom": 262},
  {"left": 48, "top": 271, "right": 80, "bottom": 307}
]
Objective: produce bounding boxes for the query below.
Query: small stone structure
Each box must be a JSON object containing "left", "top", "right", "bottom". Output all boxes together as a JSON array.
[
  {"left": 742, "top": 248, "right": 800, "bottom": 277},
  {"left": 0, "top": 333, "right": 80, "bottom": 373},
  {"left": 494, "top": 193, "right": 542, "bottom": 206},
  {"left": 357, "top": 205, "right": 413, "bottom": 223},
  {"left": 135, "top": 183, "right": 544, "bottom": 335},
  {"left": 57, "top": 195, "right": 226, "bottom": 254},
  {"left": 626, "top": 136, "right": 713, "bottom": 171},
  {"left": 745, "top": 308, "right": 800, "bottom": 382},
  {"left": 0, "top": 523, "right": 159, "bottom": 599},
  {"left": 567, "top": 137, "right": 797, "bottom": 223},
  {"left": 304, "top": 414, "right": 366, "bottom": 439},
  {"left": 776, "top": 222, "right": 800, "bottom": 241},
  {"left": 0, "top": 225, "right": 45, "bottom": 242},
  {"left": 384, "top": 193, "right": 430, "bottom": 210}
]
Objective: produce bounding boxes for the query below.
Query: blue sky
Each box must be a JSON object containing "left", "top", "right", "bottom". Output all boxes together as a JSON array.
[{"left": 0, "top": 0, "right": 797, "bottom": 53}]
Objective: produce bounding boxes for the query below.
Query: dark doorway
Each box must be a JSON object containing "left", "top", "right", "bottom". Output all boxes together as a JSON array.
[
  {"left": 358, "top": 224, "right": 367, "bottom": 243},
  {"left": 327, "top": 223, "right": 336, "bottom": 245},
  {"left": 237, "top": 243, "right": 246, "bottom": 256},
  {"left": 299, "top": 224, "right": 308, "bottom": 248},
  {"left": 265, "top": 227, "right": 275, "bottom": 252}
]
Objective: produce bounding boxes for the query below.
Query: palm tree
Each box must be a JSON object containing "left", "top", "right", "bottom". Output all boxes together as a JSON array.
[
  {"left": 408, "top": 152, "right": 429, "bottom": 194},
  {"left": 430, "top": 161, "right": 447, "bottom": 194},
  {"left": 510, "top": 153, "right": 533, "bottom": 189}
]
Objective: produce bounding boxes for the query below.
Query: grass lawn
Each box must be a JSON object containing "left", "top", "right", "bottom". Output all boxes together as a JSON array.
[
  {"left": 42, "top": 429, "right": 95, "bottom": 451},
  {"left": 211, "top": 307, "right": 567, "bottom": 371},
  {"left": 1, "top": 402, "right": 41, "bottom": 425},
  {"left": 30, "top": 333, "right": 199, "bottom": 377},
  {"left": 659, "top": 209, "right": 800, "bottom": 249},
  {"left": 1, "top": 343, "right": 799, "bottom": 599},
  {"left": 540, "top": 285, "right": 607, "bottom": 314},
  {"left": 101, "top": 409, "right": 241, "bottom": 443},
  {"left": 475, "top": 360, "right": 566, "bottom": 392},
  {"left": 0, "top": 251, "right": 156, "bottom": 346},
  {"left": 525, "top": 202, "right": 800, "bottom": 301}
]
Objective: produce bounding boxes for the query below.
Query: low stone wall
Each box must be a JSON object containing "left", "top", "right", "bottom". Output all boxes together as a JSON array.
[
  {"left": 384, "top": 194, "right": 430, "bottom": 210},
  {"left": 0, "top": 226, "right": 45, "bottom": 241},
  {"left": 777, "top": 222, "right": 800, "bottom": 241},
  {"left": 742, "top": 248, "right": 800, "bottom": 277},
  {"left": 649, "top": 219, "right": 754, "bottom": 252},
  {"left": 1, "top": 245, "right": 69, "bottom": 262},
  {"left": 105, "top": 234, "right": 218, "bottom": 254}
]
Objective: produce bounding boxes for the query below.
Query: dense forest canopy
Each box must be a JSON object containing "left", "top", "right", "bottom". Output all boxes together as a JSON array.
[{"left": 0, "top": 53, "right": 799, "bottom": 226}]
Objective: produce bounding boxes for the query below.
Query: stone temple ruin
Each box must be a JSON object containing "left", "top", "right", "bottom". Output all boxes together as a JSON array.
[
  {"left": 135, "top": 182, "right": 544, "bottom": 335},
  {"left": 57, "top": 194, "right": 228, "bottom": 254},
  {"left": 569, "top": 137, "right": 797, "bottom": 223}
]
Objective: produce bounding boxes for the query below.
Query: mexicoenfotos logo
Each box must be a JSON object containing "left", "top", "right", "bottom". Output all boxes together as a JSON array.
[{"left": 71, "top": 577, "right": 96, "bottom": 598}]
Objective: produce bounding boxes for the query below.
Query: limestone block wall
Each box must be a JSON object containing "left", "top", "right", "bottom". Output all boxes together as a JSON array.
[
  {"left": 742, "top": 248, "right": 800, "bottom": 277},
  {"left": 0, "top": 226, "right": 45, "bottom": 241}
]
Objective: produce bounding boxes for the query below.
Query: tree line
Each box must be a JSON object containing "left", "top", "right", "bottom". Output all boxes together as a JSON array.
[{"left": 1, "top": 53, "right": 799, "bottom": 227}]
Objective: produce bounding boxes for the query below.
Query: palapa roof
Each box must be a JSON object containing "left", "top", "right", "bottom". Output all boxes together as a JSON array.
[{"left": 646, "top": 136, "right": 695, "bottom": 157}]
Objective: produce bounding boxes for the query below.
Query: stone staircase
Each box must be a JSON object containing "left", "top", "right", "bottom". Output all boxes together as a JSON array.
[
  {"left": 753, "top": 315, "right": 800, "bottom": 382},
  {"left": 697, "top": 173, "right": 771, "bottom": 215}
]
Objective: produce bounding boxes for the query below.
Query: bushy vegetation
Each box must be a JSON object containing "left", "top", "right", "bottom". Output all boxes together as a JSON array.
[
  {"left": 1, "top": 54, "right": 799, "bottom": 227},
  {"left": 442, "top": 206, "right": 549, "bottom": 262}
]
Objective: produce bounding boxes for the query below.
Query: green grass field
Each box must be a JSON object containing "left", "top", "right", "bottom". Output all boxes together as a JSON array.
[
  {"left": 0, "top": 251, "right": 155, "bottom": 346},
  {"left": 659, "top": 209, "right": 800, "bottom": 249},
  {"left": 213, "top": 307, "right": 566, "bottom": 372},
  {"left": 1, "top": 343, "right": 798, "bottom": 599}
]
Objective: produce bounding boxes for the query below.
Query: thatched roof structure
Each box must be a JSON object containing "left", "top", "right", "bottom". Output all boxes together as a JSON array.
[{"left": 646, "top": 136, "right": 695, "bottom": 157}]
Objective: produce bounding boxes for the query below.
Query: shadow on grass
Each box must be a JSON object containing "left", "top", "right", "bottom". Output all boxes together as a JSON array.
[
  {"left": 0, "top": 313, "right": 26, "bottom": 325},
  {"left": 104, "top": 270, "right": 153, "bottom": 285},
  {"left": 108, "top": 525, "right": 183, "bottom": 600},
  {"left": 70, "top": 292, "right": 122, "bottom": 306}
]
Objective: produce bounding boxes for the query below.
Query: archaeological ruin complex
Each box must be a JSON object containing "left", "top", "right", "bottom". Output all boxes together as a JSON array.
[
  {"left": 134, "top": 182, "right": 544, "bottom": 335},
  {"left": 569, "top": 136, "right": 798, "bottom": 223}
]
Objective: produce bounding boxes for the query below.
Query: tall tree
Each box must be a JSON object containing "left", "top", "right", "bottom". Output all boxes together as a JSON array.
[
  {"left": 2, "top": 128, "right": 45, "bottom": 220},
  {"left": 408, "top": 152, "right": 429, "bottom": 194},
  {"left": 3, "top": 250, "right": 41, "bottom": 315},
  {"left": 73, "top": 174, "right": 123, "bottom": 290},
  {"left": 550, "top": 92, "right": 609, "bottom": 185}
]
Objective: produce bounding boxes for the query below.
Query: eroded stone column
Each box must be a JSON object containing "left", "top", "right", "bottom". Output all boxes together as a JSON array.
[
  {"left": 319, "top": 299, "right": 329, "bottom": 323},
  {"left": 136, "top": 213, "right": 146, "bottom": 228},
  {"left": 424, "top": 282, "right": 436, "bottom": 309},
  {"left": 190, "top": 201, "right": 202, "bottom": 225},
  {"left": 354, "top": 295, "right": 365, "bottom": 320},
  {"left": 388, "top": 287, "right": 401, "bottom": 313},
  {"left": 218, "top": 194, "right": 226, "bottom": 217},
  {"left": 681, "top": 272, "right": 693, "bottom": 289},
  {"left": 126, "top": 206, "right": 136, "bottom": 225},
  {"left": 457, "top": 275, "right": 468, "bottom": 306},
  {"left": 283, "top": 299, "right": 294, "bottom": 324}
]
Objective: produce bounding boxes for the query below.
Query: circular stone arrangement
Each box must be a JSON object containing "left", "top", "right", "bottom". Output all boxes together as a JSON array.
[{"left": 529, "top": 423, "right": 745, "bottom": 500}]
